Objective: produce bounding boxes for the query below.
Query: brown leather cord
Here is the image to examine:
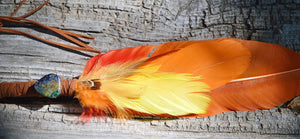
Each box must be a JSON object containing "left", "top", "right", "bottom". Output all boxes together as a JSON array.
[
  {"left": 60, "top": 78, "right": 77, "bottom": 97},
  {"left": 16, "top": 0, "right": 49, "bottom": 18},
  {"left": 0, "top": 78, "right": 77, "bottom": 98},
  {"left": 0, "top": 81, "right": 36, "bottom": 98},
  {"left": 0, "top": 0, "right": 101, "bottom": 54},
  {"left": 0, "top": 27, "right": 100, "bottom": 53},
  {"left": 10, "top": 0, "right": 29, "bottom": 17},
  {"left": 0, "top": 0, "right": 103, "bottom": 98}
]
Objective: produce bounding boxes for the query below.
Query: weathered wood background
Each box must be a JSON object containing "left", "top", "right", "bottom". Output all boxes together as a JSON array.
[{"left": 0, "top": 0, "right": 299, "bottom": 138}]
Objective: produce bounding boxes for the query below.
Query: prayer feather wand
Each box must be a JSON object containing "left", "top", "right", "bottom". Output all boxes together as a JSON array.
[{"left": 0, "top": 0, "right": 299, "bottom": 122}]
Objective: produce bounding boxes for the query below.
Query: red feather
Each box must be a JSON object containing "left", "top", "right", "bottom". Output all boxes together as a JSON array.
[{"left": 82, "top": 45, "right": 157, "bottom": 76}]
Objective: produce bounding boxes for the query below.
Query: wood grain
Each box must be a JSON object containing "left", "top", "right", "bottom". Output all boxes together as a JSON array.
[{"left": 0, "top": 0, "right": 299, "bottom": 138}]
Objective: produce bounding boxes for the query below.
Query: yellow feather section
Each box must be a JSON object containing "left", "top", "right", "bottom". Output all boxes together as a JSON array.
[{"left": 77, "top": 59, "right": 211, "bottom": 116}]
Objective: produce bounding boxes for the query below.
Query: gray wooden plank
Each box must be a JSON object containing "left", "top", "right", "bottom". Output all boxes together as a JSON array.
[{"left": 0, "top": 0, "right": 299, "bottom": 138}]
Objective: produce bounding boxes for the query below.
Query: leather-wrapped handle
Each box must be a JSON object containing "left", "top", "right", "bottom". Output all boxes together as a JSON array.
[{"left": 0, "top": 78, "right": 77, "bottom": 98}]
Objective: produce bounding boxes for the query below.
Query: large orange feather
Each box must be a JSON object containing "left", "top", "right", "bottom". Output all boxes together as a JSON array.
[{"left": 76, "top": 38, "right": 300, "bottom": 120}]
